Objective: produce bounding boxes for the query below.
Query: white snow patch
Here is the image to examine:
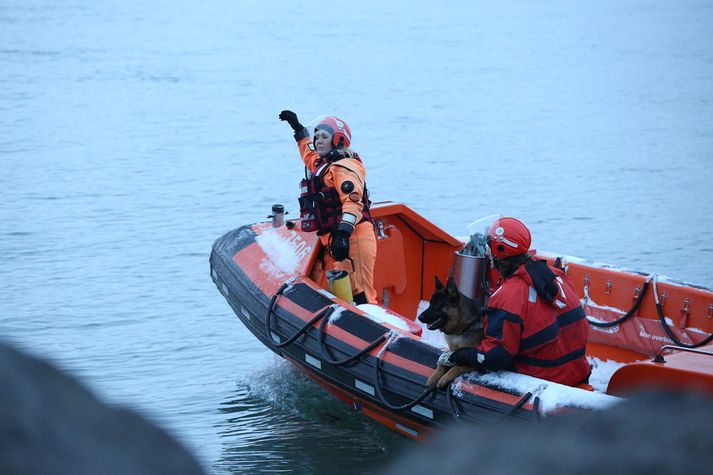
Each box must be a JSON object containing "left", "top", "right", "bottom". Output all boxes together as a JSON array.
[
  {"left": 259, "top": 258, "right": 291, "bottom": 281},
  {"left": 587, "top": 356, "right": 629, "bottom": 393},
  {"left": 538, "top": 251, "right": 647, "bottom": 275},
  {"left": 357, "top": 304, "right": 411, "bottom": 331},
  {"left": 688, "top": 326, "right": 709, "bottom": 335},
  {"left": 581, "top": 299, "right": 627, "bottom": 316},
  {"left": 588, "top": 324, "right": 619, "bottom": 334},
  {"left": 458, "top": 371, "right": 621, "bottom": 414},
  {"left": 317, "top": 288, "right": 337, "bottom": 299},
  {"left": 255, "top": 228, "right": 300, "bottom": 275},
  {"left": 584, "top": 314, "right": 617, "bottom": 325},
  {"left": 418, "top": 325, "right": 448, "bottom": 349}
]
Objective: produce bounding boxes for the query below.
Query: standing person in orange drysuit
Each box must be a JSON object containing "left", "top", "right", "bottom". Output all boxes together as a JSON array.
[{"left": 279, "top": 110, "right": 377, "bottom": 304}]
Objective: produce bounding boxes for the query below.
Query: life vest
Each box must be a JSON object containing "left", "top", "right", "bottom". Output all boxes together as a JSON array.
[{"left": 298, "top": 158, "right": 372, "bottom": 235}]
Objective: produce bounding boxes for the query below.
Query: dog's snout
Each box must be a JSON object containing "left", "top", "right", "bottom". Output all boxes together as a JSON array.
[{"left": 417, "top": 307, "right": 434, "bottom": 324}]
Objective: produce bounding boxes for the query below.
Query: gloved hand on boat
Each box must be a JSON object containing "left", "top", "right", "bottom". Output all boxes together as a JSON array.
[
  {"left": 279, "top": 110, "right": 304, "bottom": 132},
  {"left": 330, "top": 231, "right": 350, "bottom": 261},
  {"left": 448, "top": 347, "right": 484, "bottom": 369}
]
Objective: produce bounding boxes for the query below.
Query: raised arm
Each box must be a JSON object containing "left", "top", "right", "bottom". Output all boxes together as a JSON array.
[{"left": 279, "top": 109, "right": 320, "bottom": 172}]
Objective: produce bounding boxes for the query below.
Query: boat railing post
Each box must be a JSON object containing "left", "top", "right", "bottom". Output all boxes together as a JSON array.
[{"left": 268, "top": 204, "right": 286, "bottom": 228}]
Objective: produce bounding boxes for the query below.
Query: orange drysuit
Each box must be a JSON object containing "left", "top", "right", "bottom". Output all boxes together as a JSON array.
[{"left": 297, "top": 137, "right": 377, "bottom": 304}]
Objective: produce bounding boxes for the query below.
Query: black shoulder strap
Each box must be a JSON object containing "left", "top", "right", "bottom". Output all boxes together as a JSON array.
[{"left": 525, "top": 260, "right": 558, "bottom": 304}]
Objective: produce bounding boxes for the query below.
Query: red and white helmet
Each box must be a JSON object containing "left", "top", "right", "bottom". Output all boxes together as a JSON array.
[
  {"left": 488, "top": 217, "right": 531, "bottom": 258},
  {"left": 314, "top": 115, "right": 351, "bottom": 149}
]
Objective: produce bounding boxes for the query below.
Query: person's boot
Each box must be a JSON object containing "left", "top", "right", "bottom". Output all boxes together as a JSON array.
[{"left": 353, "top": 292, "right": 368, "bottom": 305}]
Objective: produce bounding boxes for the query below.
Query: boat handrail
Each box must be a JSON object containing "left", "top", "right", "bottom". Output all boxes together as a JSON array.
[
  {"left": 653, "top": 344, "right": 713, "bottom": 363},
  {"left": 372, "top": 338, "right": 438, "bottom": 412},
  {"left": 585, "top": 274, "right": 652, "bottom": 328},
  {"left": 263, "top": 280, "right": 389, "bottom": 362},
  {"left": 584, "top": 274, "right": 713, "bottom": 350},
  {"left": 317, "top": 308, "right": 390, "bottom": 366},
  {"left": 264, "top": 281, "right": 293, "bottom": 347},
  {"left": 652, "top": 275, "right": 713, "bottom": 349}
]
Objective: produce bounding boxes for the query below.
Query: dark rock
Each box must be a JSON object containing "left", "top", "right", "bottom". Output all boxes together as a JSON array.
[
  {"left": 381, "top": 391, "right": 713, "bottom": 475},
  {"left": 0, "top": 342, "right": 205, "bottom": 475}
]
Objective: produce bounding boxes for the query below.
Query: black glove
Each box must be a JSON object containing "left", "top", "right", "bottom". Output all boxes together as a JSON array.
[
  {"left": 449, "top": 348, "right": 483, "bottom": 367},
  {"left": 330, "top": 231, "right": 350, "bottom": 261},
  {"left": 279, "top": 110, "right": 303, "bottom": 132}
]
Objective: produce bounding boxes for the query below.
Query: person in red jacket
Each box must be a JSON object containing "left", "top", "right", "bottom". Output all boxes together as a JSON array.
[
  {"left": 450, "top": 217, "right": 591, "bottom": 386},
  {"left": 279, "top": 110, "right": 377, "bottom": 304}
]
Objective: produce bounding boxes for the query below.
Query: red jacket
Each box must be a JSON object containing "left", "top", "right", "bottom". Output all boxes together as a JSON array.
[{"left": 480, "top": 260, "right": 590, "bottom": 386}]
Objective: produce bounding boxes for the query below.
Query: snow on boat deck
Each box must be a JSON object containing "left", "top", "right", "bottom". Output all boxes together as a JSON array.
[
  {"left": 357, "top": 304, "right": 415, "bottom": 332},
  {"left": 456, "top": 370, "right": 621, "bottom": 414}
]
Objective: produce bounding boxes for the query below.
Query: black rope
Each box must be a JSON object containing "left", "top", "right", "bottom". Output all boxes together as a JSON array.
[
  {"left": 317, "top": 309, "right": 388, "bottom": 366},
  {"left": 586, "top": 280, "right": 650, "bottom": 328},
  {"left": 448, "top": 380, "right": 536, "bottom": 424},
  {"left": 264, "top": 282, "right": 290, "bottom": 340},
  {"left": 533, "top": 396, "right": 541, "bottom": 421},
  {"left": 446, "top": 381, "right": 468, "bottom": 423},
  {"left": 650, "top": 277, "right": 713, "bottom": 349},
  {"left": 273, "top": 306, "right": 333, "bottom": 348},
  {"left": 496, "top": 391, "right": 533, "bottom": 423},
  {"left": 372, "top": 350, "right": 438, "bottom": 411},
  {"left": 655, "top": 302, "right": 713, "bottom": 349}
]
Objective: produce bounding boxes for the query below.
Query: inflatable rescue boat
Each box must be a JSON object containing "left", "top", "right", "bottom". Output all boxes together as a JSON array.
[{"left": 210, "top": 202, "right": 713, "bottom": 441}]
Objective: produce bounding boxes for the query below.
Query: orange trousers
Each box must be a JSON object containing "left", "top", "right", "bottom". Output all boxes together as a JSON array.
[{"left": 320, "top": 221, "right": 377, "bottom": 304}]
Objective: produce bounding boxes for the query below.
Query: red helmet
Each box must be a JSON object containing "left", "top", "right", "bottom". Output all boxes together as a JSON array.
[
  {"left": 314, "top": 116, "right": 351, "bottom": 149},
  {"left": 488, "top": 217, "right": 531, "bottom": 258}
]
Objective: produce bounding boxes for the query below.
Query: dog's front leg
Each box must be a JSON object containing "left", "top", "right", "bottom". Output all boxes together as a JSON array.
[
  {"left": 437, "top": 365, "right": 472, "bottom": 389},
  {"left": 426, "top": 365, "right": 448, "bottom": 387}
]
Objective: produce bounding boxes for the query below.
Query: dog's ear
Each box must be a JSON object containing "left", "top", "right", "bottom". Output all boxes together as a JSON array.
[
  {"left": 446, "top": 277, "right": 459, "bottom": 297},
  {"left": 435, "top": 276, "right": 445, "bottom": 290}
]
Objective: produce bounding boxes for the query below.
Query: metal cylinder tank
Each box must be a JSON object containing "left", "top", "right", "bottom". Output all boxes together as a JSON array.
[{"left": 449, "top": 251, "right": 489, "bottom": 307}]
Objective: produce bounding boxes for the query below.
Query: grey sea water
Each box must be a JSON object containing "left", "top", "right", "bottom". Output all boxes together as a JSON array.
[{"left": 1, "top": 0, "right": 712, "bottom": 473}]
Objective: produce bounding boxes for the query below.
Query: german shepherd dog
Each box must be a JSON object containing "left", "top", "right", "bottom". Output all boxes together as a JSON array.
[{"left": 418, "top": 276, "right": 486, "bottom": 388}]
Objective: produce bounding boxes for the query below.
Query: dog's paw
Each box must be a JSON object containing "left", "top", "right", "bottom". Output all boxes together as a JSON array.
[
  {"left": 426, "top": 366, "right": 447, "bottom": 387},
  {"left": 437, "top": 366, "right": 471, "bottom": 389},
  {"left": 437, "top": 373, "right": 454, "bottom": 389}
]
